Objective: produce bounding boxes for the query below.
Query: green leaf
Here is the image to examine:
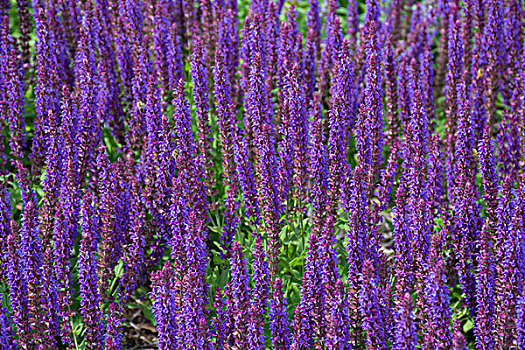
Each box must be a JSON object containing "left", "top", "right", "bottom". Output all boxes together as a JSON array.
[{"left": 463, "top": 319, "right": 473, "bottom": 333}]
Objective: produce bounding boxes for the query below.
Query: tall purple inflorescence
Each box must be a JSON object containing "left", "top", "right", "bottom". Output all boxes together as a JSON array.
[
  {"left": 269, "top": 277, "right": 291, "bottom": 349},
  {"left": 150, "top": 263, "right": 178, "bottom": 350},
  {"left": 79, "top": 190, "right": 104, "bottom": 349},
  {"left": 356, "top": 19, "right": 384, "bottom": 187},
  {"left": 359, "top": 259, "right": 387, "bottom": 349},
  {"left": 229, "top": 241, "right": 251, "bottom": 349}
]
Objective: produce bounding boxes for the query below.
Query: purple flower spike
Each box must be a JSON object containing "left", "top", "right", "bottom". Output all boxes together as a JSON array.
[
  {"left": 229, "top": 241, "right": 251, "bottom": 349},
  {"left": 422, "top": 229, "right": 452, "bottom": 350},
  {"left": 453, "top": 83, "right": 480, "bottom": 316},
  {"left": 444, "top": 14, "right": 464, "bottom": 186},
  {"left": 356, "top": 19, "right": 384, "bottom": 185},
  {"left": 393, "top": 292, "right": 418, "bottom": 350},
  {"left": 347, "top": 0, "right": 359, "bottom": 49},
  {"left": 4, "top": 34, "right": 27, "bottom": 179},
  {"left": 319, "top": 0, "right": 343, "bottom": 103},
  {"left": 94, "top": 145, "right": 119, "bottom": 300},
  {"left": 290, "top": 305, "right": 312, "bottom": 350},
  {"left": 122, "top": 173, "right": 146, "bottom": 300},
  {"left": 359, "top": 259, "right": 387, "bottom": 349},
  {"left": 15, "top": 0, "right": 31, "bottom": 71},
  {"left": 150, "top": 263, "right": 179, "bottom": 350},
  {"left": 384, "top": 36, "right": 399, "bottom": 150},
  {"left": 452, "top": 318, "right": 467, "bottom": 350},
  {"left": 475, "top": 223, "right": 495, "bottom": 349},
  {"left": 270, "top": 277, "right": 290, "bottom": 349},
  {"left": 492, "top": 175, "right": 519, "bottom": 348},
  {"left": 191, "top": 36, "right": 214, "bottom": 192},
  {"left": 279, "top": 59, "right": 308, "bottom": 208},
  {"left": 306, "top": 0, "right": 321, "bottom": 57},
  {"left": 518, "top": 291, "right": 525, "bottom": 348},
  {"left": 329, "top": 39, "right": 356, "bottom": 201},
  {"left": 248, "top": 235, "right": 268, "bottom": 350},
  {"left": 105, "top": 296, "right": 123, "bottom": 350},
  {"left": 0, "top": 295, "right": 15, "bottom": 349},
  {"left": 79, "top": 191, "right": 104, "bottom": 350},
  {"left": 6, "top": 231, "right": 32, "bottom": 348},
  {"left": 326, "top": 279, "right": 352, "bottom": 350}
]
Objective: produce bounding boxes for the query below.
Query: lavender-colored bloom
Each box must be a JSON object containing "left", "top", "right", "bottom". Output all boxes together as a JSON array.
[
  {"left": 79, "top": 191, "right": 104, "bottom": 349},
  {"left": 91, "top": 1, "right": 124, "bottom": 144},
  {"left": 122, "top": 172, "right": 146, "bottom": 299},
  {"left": 453, "top": 82, "right": 480, "bottom": 316},
  {"left": 493, "top": 176, "right": 519, "bottom": 348},
  {"left": 181, "top": 269, "right": 210, "bottom": 349},
  {"left": 479, "top": 124, "right": 499, "bottom": 226},
  {"left": 150, "top": 263, "right": 179, "bottom": 350},
  {"left": 248, "top": 234, "right": 268, "bottom": 350},
  {"left": 393, "top": 292, "right": 417, "bottom": 350},
  {"left": 386, "top": 0, "right": 403, "bottom": 44},
  {"left": 191, "top": 36, "right": 214, "bottom": 192},
  {"left": 359, "top": 259, "right": 386, "bottom": 349},
  {"left": 475, "top": 221, "right": 495, "bottom": 350},
  {"left": 503, "top": 0, "right": 523, "bottom": 70},
  {"left": 112, "top": 2, "right": 133, "bottom": 101},
  {"left": 420, "top": 38, "right": 435, "bottom": 122},
  {"left": 105, "top": 297, "right": 123, "bottom": 350},
  {"left": 422, "top": 229, "right": 452, "bottom": 350},
  {"left": 482, "top": 0, "right": 504, "bottom": 126},
  {"left": 265, "top": 2, "right": 281, "bottom": 92},
  {"left": 58, "top": 84, "right": 81, "bottom": 249},
  {"left": 152, "top": 0, "right": 171, "bottom": 98},
  {"left": 167, "top": 21, "right": 184, "bottom": 90},
  {"left": 75, "top": 12, "right": 102, "bottom": 174},
  {"left": 0, "top": 294, "right": 15, "bottom": 350},
  {"left": 444, "top": 15, "right": 464, "bottom": 188},
  {"left": 347, "top": 0, "right": 359, "bottom": 49},
  {"left": 308, "top": 93, "right": 342, "bottom": 292},
  {"left": 377, "top": 138, "right": 401, "bottom": 211},
  {"left": 384, "top": 36, "right": 399, "bottom": 149},
  {"left": 20, "top": 190, "right": 57, "bottom": 348},
  {"left": 325, "top": 279, "right": 352, "bottom": 350},
  {"left": 211, "top": 287, "right": 229, "bottom": 350},
  {"left": 40, "top": 107, "right": 62, "bottom": 253},
  {"left": 300, "top": 229, "right": 326, "bottom": 347},
  {"left": 396, "top": 57, "right": 411, "bottom": 131},
  {"left": 215, "top": 22, "right": 241, "bottom": 195},
  {"left": 31, "top": 8, "right": 62, "bottom": 170},
  {"left": 452, "top": 318, "right": 467, "bottom": 350},
  {"left": 426, "top": 133, "right": 445, "bottom": 216},
  {"left": 172, "top": 78, "right": 208, "bottom": 217},
  {"left": 15, "top": 0, "right": 31, "bottom": 71},
  {"left": 94, "top": 146, "right": 120, "bottom": 299},
  {"left": 278, "top": 59, "right": 308, "bottom": 207},
  {"left": 246, "top": 51, "right": 281, "bottom": 273},
  {"left": 269, "top": 277, "right": 291, "bottom": 349},
  {"left": 319, "top": 0, "right": 343, "bottom": 103},
  {"left": 4, "top": 35, "right": 27, "bottom": 178},
  {"left": 309, "top": 94, "right": 329, "bottom": 226},
  {"left": 329, "top": 39, "right": 356, "bottom": 204},
  {"left": 346, "top": 162, "right": 371, "bottom": 272},
  {"left": 519, "top": 285, "right": 525, "bottom": 348},
  {"left": 404, "top": 74, "right": 431, "bottom": 274},
  {"left": 215, "top": 30, "right": 258, "bottom": 232},
  {"left": 290, "top": 305, "right": 312, "bottom": 350},
  {"left": 497, "top": 108, "right": 521, "bottom": 180},
  {"left": 229, "top": 241, "right": 251, "bottom": 348},
  {"left": 306, "top": 0, "right": 321, "bottom": 56},
  {"left": 6, "top": 232, "right": 31, "bottom": 348},
  {"left": 392, "top": 180, "right": 413, "bottom": 295},
  {"left": 356, "top": 19, "right": 384, "bottom": 184}
]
